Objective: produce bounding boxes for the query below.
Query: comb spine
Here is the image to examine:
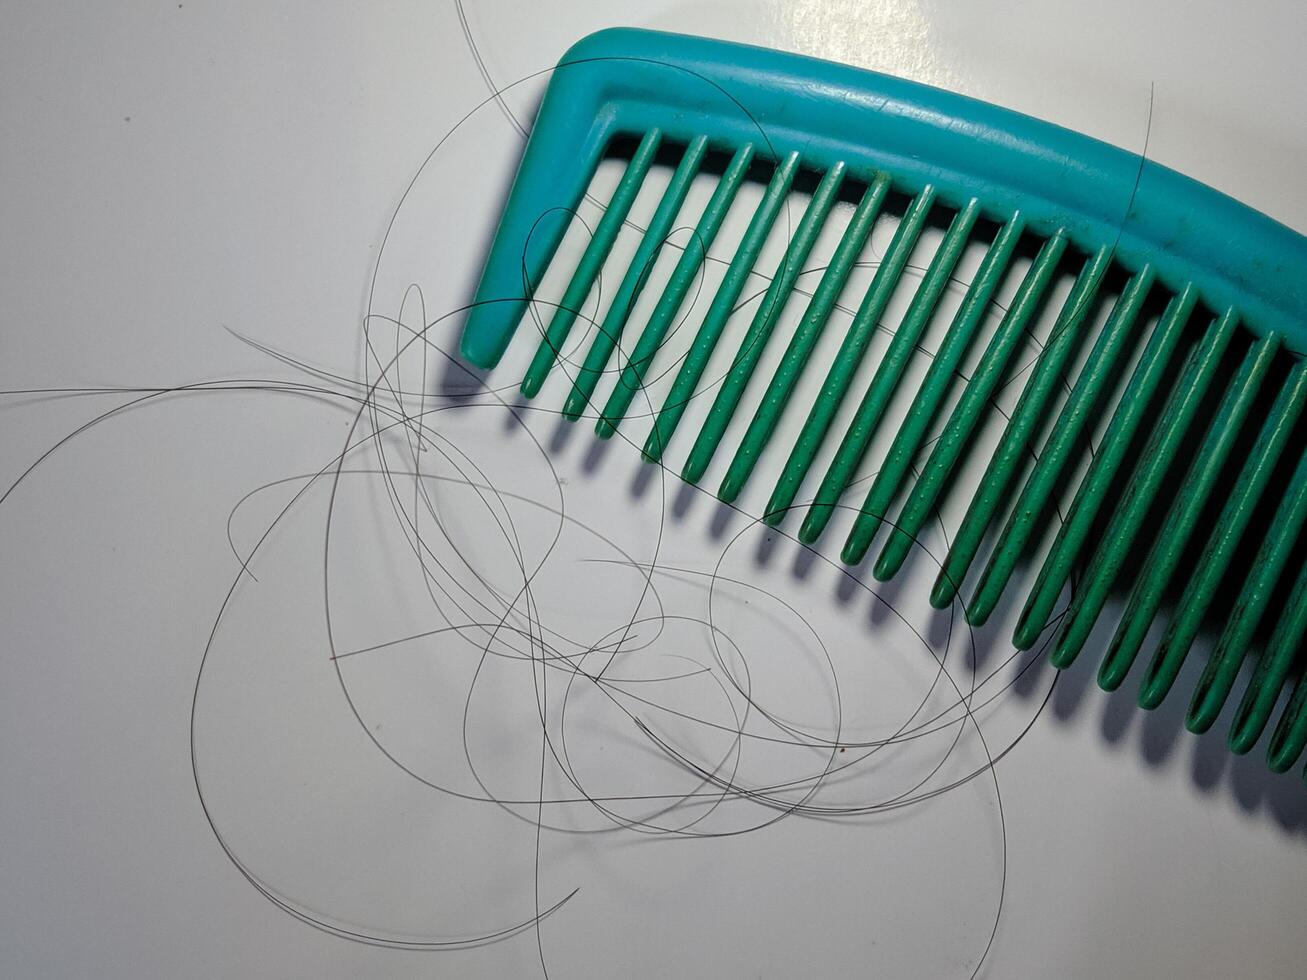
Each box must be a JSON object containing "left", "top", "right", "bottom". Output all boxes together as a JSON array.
[{"left": 467, "top": 30, "right": 1307, "bottom": 371}]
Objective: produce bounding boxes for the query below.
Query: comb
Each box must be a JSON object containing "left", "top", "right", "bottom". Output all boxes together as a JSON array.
[{"left": 460, "top": 29, "right": 1307, "bottom": 778}]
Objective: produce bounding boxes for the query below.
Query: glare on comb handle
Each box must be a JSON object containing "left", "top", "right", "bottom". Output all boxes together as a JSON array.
[{"left": 460, "top": 29, "right": 1307, "bottom": 778}]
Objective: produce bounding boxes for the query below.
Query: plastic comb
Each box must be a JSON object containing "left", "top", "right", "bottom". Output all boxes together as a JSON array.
[{"left": 460, "top": 29, "right": 1307, "bottom": 778}]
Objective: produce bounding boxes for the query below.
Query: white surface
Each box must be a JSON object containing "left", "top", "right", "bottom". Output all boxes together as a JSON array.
[{"left": 2, "top": 2, "right": 1305, "bottom": 978}]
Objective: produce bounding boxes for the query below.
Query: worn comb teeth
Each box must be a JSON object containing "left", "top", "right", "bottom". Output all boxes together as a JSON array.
[
  {"left": 596, "top": 141, "right": 757, "bottom": 439},
  {"left": 461, "top": 28, "right": 1307, "bottom": 778},
  {"left": 971, "top": 265, "right": 1162, "bottom": 630},
  {"left": 559, "top": 134, "right": 708, "bottom": 421},
  {"left": 676, "top": 162, "right": 848, "bottom": 484},
  {"left": 520, "top": 128, "right": 665, "bottom": 401},
  {"left": 837, "top": 213, "right": 1028, "bottom": 566},
  {"left": 800, "top": 198, "right": 982, "bottom": 545},
  {"left": 1188, "top": 444, "right": 1307, "bottom": 736},
  {"left": 717, "top": 171, "right": 891, "bottom": 505},
  {"left": 1144, "top": 365, "right": 1307, "bottom": 711},
  {"left": 641, "top": 150, "right": 802, "bottom": 464},
  {"left": 927, "top": 243, "right": 1114, "bottom": 609},
  {"left": 762, "top": 181, "right": 936, "bottom": 524}
]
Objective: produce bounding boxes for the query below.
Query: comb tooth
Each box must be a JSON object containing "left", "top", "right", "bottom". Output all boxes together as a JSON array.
[
  {"left": 929, "top": 246, "right": 1112, "bottom": 608},
  {"left": 520, "top": 128, "right": 664, "bottom": 398},
  {"left": 1230, "top": 556, "right": 1307, "bottom": 757},
  {"left": 462, "top": 104, "right": 612, "bottom": 370},
  {"left": 1139, "top": 364, "right": 1307, "bottom": 709},
  {"left": 1267, "top": 618, "right": 1307, "bottom": 773},
  {"left": 1096, "top": 332, "right": 1283, "bottom": 692},
  {"left": 965, "top": 266, "right": 1161, "bottom": 627},
  {"left": 561, "top": 136, "right": 709, "bottom": 419},
  {"left": 641, "top": 151, "right": 801, "bottom": 463},
  {"left": 716, "top": 172, "right": 892, "bottom": 503},
  {"left": 680, "top": 163, "right": 847, "bottom": 485},
  {"left": 763, "top": 184, "right": 939, "bottom": 524},
  {"left": 1045, "top": 308, "right": 1241, "bottom": 667},
  {"left": 597, "top": 142, "right": 757, "bottom": 438},
  {"left": 1187, "top": 445, "right": 1307, "bottom": 734},
  {"left": 1004, "top": 283, "right": 1196, "bottom": 642},
  {"left": 797, "top": 200, "right": 982, "bottom": 545},
  {"left": 839, "top": 212, "right": 1027, "bottom": 566},
  {"left": 874, "top": 229, "right": 1070, "bottom": 581}
]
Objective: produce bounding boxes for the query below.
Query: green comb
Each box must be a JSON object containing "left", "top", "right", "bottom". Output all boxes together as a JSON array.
[{"left": 460, "top": 29, "right": 1307, "bottom": 778}]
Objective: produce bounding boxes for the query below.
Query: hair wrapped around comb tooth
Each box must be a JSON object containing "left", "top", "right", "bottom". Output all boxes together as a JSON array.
[{"left": 460, "top": 28, "right": 1307, "bottom": 778}]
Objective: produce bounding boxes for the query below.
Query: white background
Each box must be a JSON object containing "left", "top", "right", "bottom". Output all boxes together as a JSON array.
[{"left": 3, "top": 2, "right": 1306, "bottom": 978}]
